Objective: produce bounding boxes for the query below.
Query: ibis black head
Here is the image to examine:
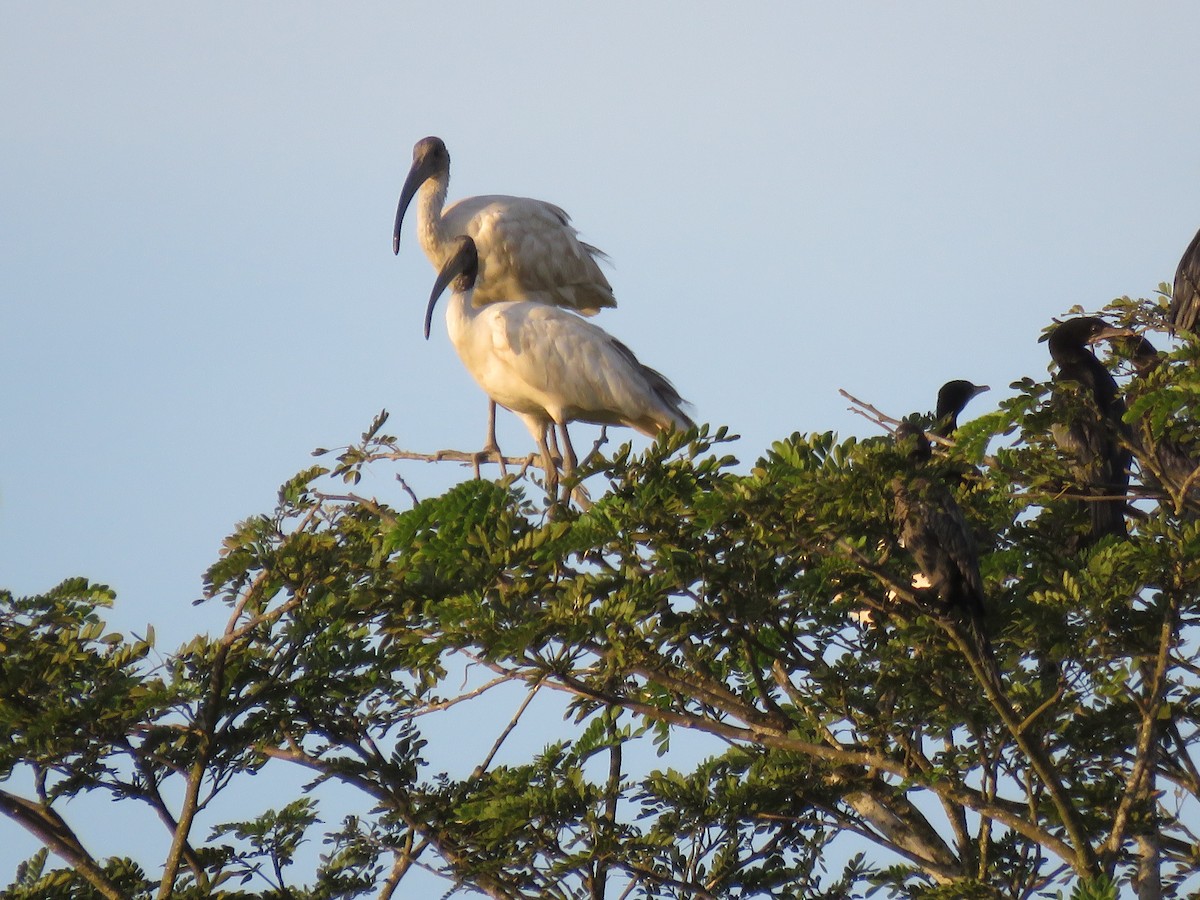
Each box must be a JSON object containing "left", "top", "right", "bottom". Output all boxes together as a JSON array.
[
  {"left": 394, "top": 136, "right": 451, "bottom": 255},
  {"left": 424, "top": 235, "right": 478, "bottom": 339}
]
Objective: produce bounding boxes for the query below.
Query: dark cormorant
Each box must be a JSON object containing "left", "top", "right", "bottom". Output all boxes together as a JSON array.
[
  {"left": 933, "top": 380, "right": 990, "bottom": 438},
  {"left": 890, "top": 424, "right": 986, "bottom": 622},
  {"left": 1115, "top": 332, "right": 1200, "bottom": 509},
  {"left": 1169, "top": 225, "right": 1200, "bottom": 335},
  {"left": 1044, "top": 317, "right": 1132, "bottom": 544}
]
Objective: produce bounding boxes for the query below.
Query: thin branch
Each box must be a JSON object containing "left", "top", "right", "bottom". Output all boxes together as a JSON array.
[
  {"left": 939, "top": 616, "right": 1100, "bottom": 875},
  {"left": 470, "top": 679, "right": 544, "bottom": 779},
  {"left": 609, "top": 860, "right": 719, "bottom": 900},
  {"left": 261, "top": 744, "right": 521, "bottom": 900},
  {"left": 395, "top": 472, "right": 420, "bottom": 507},
  {"left": 401, "top": 673, "right": 522, "bottom": 720},
  {"left": 1104, "top": 594, "right": 1177, "bottom": 861},
  {"left": 311, "top": 491, "right": 398, "bottom": 524},
  {"left": 840, "top": 389, "right": 903, "bottom": 433},
  {"left": 381, "top": 447, "right": 539, "bottom": 470},
  {"left": 159, "top": 568, "right": 276, "bottom": 899}
]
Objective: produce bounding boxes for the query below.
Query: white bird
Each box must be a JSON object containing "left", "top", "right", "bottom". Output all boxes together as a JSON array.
[
  {"left": 424, "top": 236, "right": 692, "bottom": 505},
  {"left": 394, "top": 136, "right": 617, "bottom": 461}
]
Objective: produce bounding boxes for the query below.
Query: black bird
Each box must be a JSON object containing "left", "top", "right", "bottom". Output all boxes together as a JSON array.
[
  {"left": 890, "top": 423, "right": 986, "bottom": 623},
  {"left": 1044, "top": 317, "right": 1133, "bottom": 544},
  {"left": 1169, "top": 224, "right": 1200, "bottom": 336},
  {"left": 932, "top": 379, "right": 990, "bottom": 438},
  {"left": 1115, "top": 332, "right": 1200, "bottom": 510}
]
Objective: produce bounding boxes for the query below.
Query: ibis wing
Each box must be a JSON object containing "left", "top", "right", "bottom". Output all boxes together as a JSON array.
[
  {"left": 483, "top": 304, "right": 675, "bottom": 433},
  {"left": 446, "top": 195, "right": 616, "bottom": 314}
]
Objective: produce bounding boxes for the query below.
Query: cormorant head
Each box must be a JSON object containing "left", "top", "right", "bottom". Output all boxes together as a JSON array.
[
  {"left": 1043, "top": 317, "right": 1134, "bottom": 363},
  {"left": 935, "top": 380, "right": 990, "bottom": 425}
]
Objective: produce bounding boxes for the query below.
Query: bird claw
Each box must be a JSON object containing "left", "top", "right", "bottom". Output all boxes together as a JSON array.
[{"left": 472, "top": 443, "right": 507, "bottom": 477}]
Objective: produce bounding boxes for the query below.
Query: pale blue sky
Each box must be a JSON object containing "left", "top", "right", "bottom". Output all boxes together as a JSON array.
[{"left": 3, "top": 3, "right": 1200, "bottom": 890}]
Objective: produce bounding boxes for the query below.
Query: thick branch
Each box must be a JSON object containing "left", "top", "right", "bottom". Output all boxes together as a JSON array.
[
  {"left": 0, "top": 787, "right": 124, "bottom": 900},
  {"left": 843, "top": 783, "right": 961, "bottom": 880},
  {"left": 536, "top": 660, "right": 1082, "bottom": 867}
]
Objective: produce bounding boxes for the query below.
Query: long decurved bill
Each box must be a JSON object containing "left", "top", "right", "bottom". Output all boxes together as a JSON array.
[
  {"left": 393, "top": 152, "right": 440, "bottom": 255},
  {"left": 425, "top": 236, "right": 478, "bottom": 339}
]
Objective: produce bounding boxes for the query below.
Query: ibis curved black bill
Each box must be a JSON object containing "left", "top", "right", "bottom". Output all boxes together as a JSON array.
[
  {"left": 393, "top": 164, "right": 424, "bottom": 255},
  {"left": 394, "top": 137, "right": 449, "bottom": 255},
  {"left": 424, "top": 236, "right": 479, "bottom": 340},
  {"left": 393, "top": 158, "right": 435, "bottom": 255}
]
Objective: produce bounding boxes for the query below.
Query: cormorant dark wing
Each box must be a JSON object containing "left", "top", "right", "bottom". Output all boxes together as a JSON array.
[
  {"left": 892, "top": 474, "right": 985, "bottom": 619},
  {"left": 1047, "top": 320, "right": 1132, "bottom": 545},
  {"left": 1170, "top": 225, "right": 1200, "bottom": 335}
]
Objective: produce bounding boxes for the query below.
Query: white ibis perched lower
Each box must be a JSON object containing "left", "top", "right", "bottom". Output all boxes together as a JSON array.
[
  {"left": 394, "top": 136, "right": 617, "bottom": 459},
  {"left": 424, "top": 236, "right": 692, "bottom": 504}
]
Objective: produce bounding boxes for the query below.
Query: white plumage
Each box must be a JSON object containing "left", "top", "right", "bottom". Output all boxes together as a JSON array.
[
  {"left": 395, "top": 137, "right": 617, "bottom": 457},
  {"left": 425, "top": 236, "right": 692, "bottom": 504}
]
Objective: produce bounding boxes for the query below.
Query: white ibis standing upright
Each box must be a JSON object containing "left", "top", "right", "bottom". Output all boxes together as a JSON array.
[
  {"left": 394, "top": 136, "right": 617, "bottom": 460},
  {"left": 424, "top": 236, "right": 692, "bottom": 505},
  {"left": 1169, "top": 224, "right": 1200, "bottom": 335}
]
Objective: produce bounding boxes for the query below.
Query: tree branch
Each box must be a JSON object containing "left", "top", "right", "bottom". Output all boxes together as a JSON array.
[
  {"left": 0, "top": 787, "right": 124, "bottom": 900},
  {"left": 1104, "top": 593, "right": 1177, "bottom": 866}
]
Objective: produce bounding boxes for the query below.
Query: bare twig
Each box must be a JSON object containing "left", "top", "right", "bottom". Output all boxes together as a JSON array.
[
  {"left": 381, "top": 447, "right": 539, "bottom": 470},
  {"left": 395, "top": 473, "right": 420, "bottom": 507},
  {"left": 840, "top": 388, "right": 903, "bottom": 433},
  {"left": 470, "top": 680, "right": 544, "bottom": 779}
]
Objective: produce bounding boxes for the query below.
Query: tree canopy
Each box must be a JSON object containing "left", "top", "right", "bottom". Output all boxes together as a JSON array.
[{"left": 3, "top": 294, "right": 1200, "bottom": 899}]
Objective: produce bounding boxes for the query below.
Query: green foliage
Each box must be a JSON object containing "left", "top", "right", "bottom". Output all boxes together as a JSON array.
[
  {"left": 1063, "top": 875, "right": 1118, "bottom": 900},
  {"left": 3, "top": 296, "right": 1200, "bottom": 898}
]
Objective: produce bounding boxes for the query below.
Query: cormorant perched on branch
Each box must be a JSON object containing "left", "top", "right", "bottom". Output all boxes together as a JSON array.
[
  {"left": 890, "top": 424, "right": 986, "bottom": 623},
  {"left": 1115, "top": 332, "right": 1200, "bottom": 510},
  {"left": 933, "top": 380, "right": 990, "bottom": 438},
  {"left": 1044, "top": 317, "right": 1132, "bottom": 544},
  {"left": 1169, "top": 224, "right": 1200, "bottom": 336}
]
